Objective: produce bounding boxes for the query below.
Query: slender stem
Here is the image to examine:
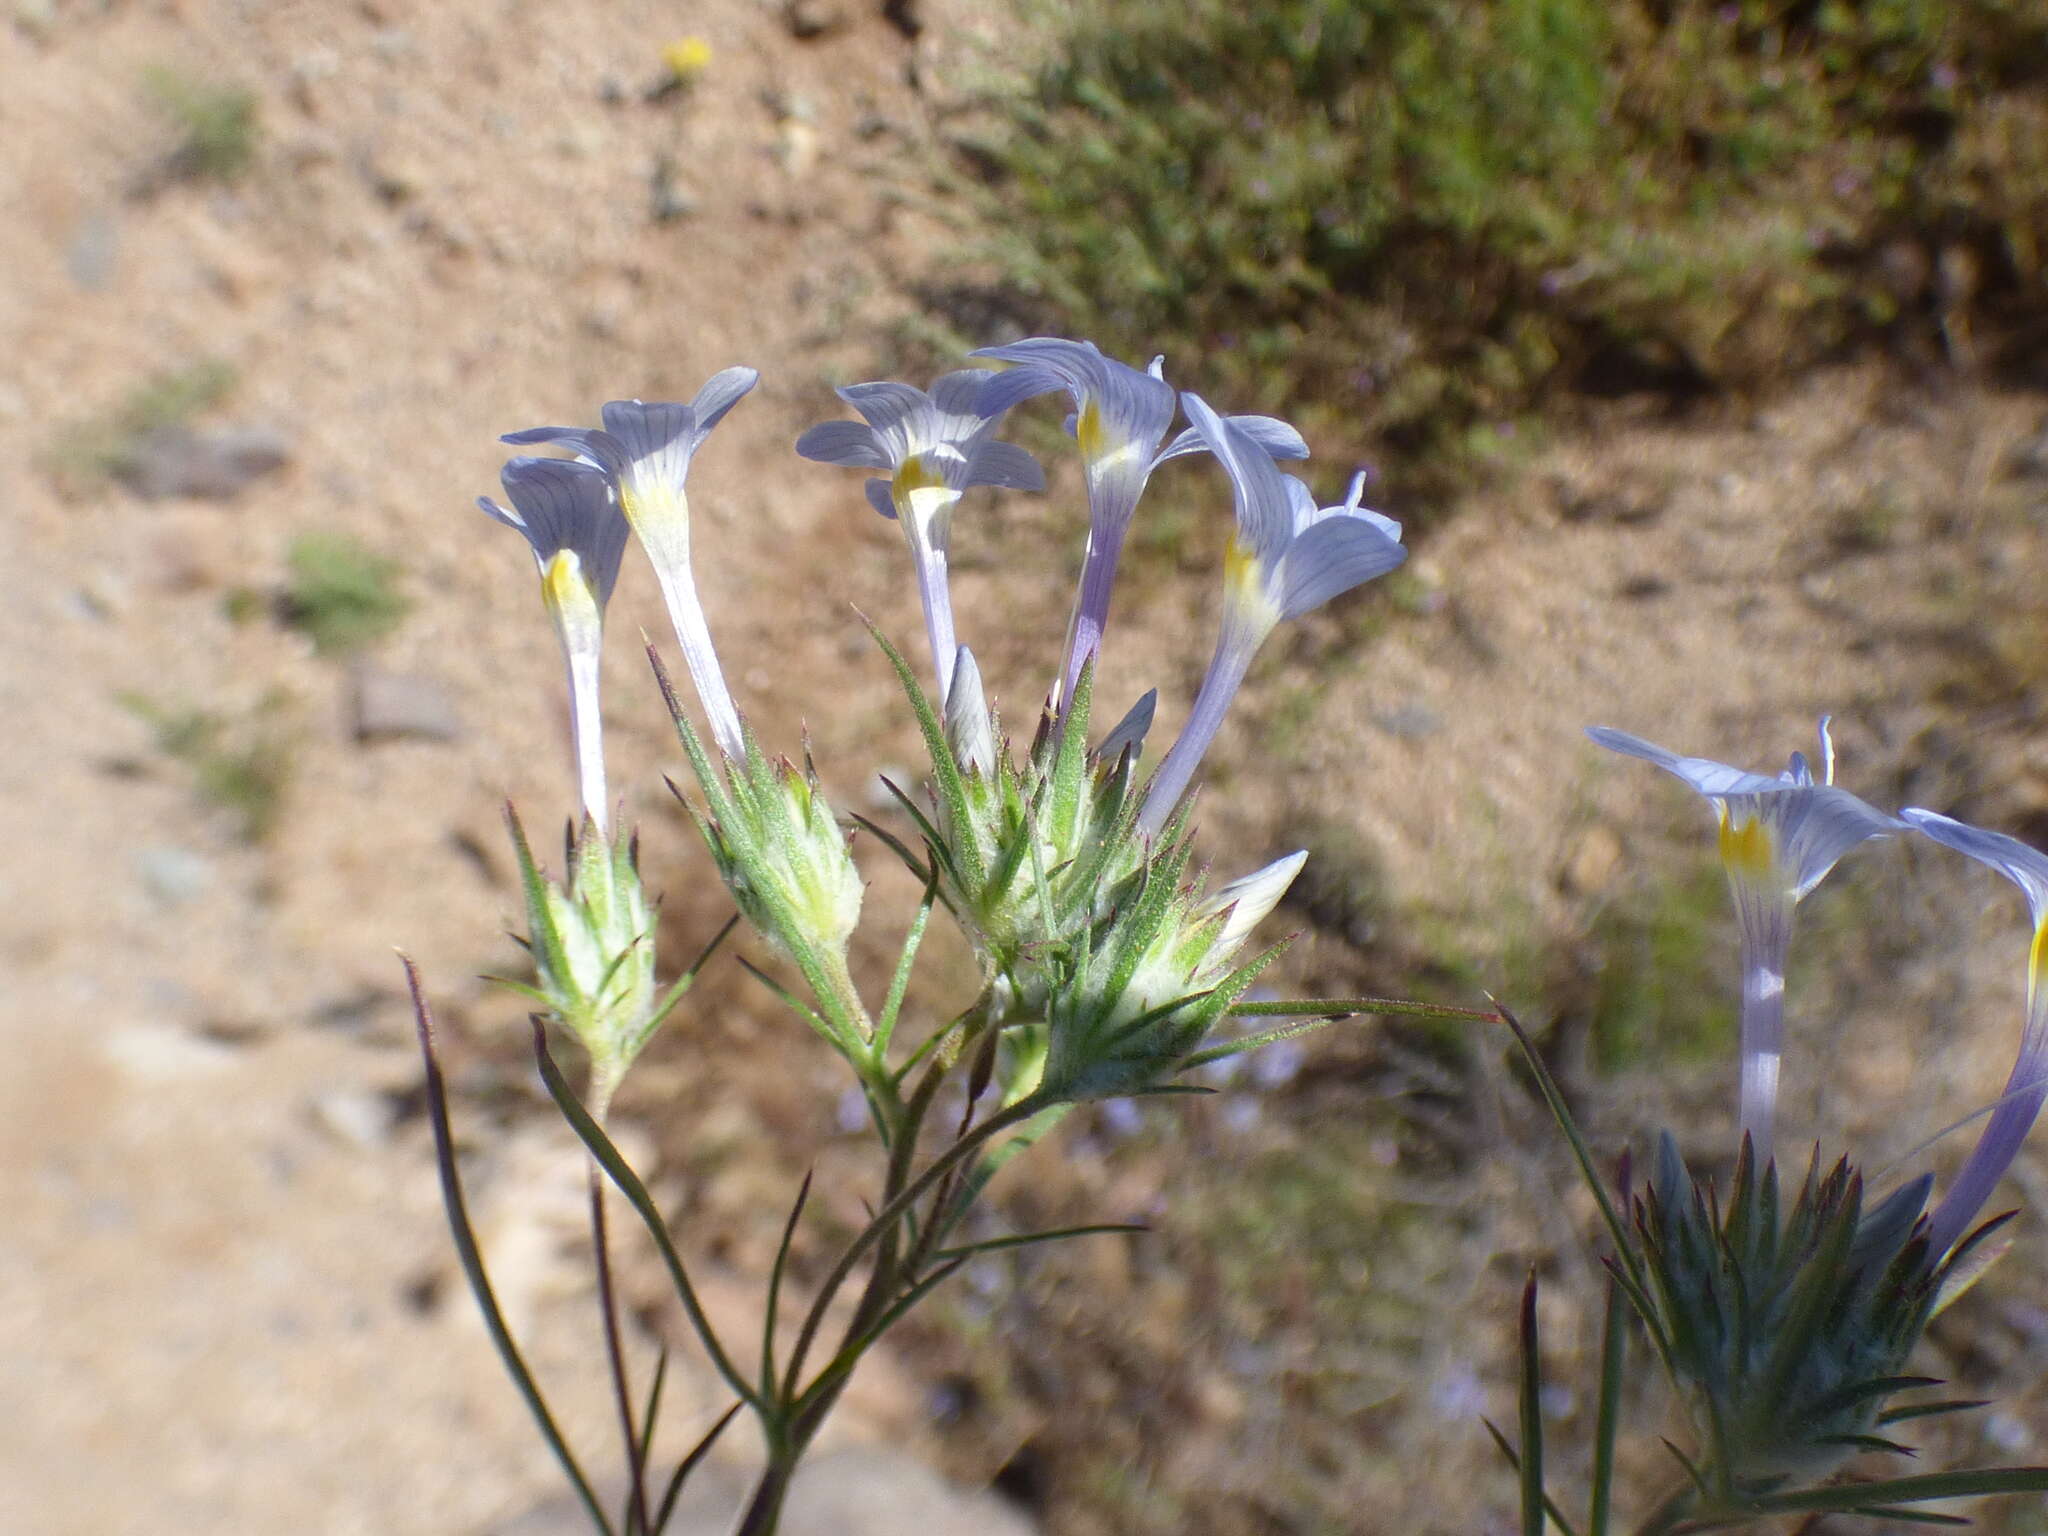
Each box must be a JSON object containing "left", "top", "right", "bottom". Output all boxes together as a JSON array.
[
  {"left": 589, "top": 1161, "right": 651, "bottom": 1536},
  {"left": 646, "top": 551, "right": 745, "bottom": 761},
  {"left": 1139, "top": 625, "right": 1257, "bottom": 835}
]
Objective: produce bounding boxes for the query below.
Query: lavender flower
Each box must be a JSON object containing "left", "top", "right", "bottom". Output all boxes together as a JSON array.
[
  {"left": 504, "top": 369, "right": 757, "bottom": 758},
  {"left": 1587, "top": 720, "right": 1900, "bottom": 1167},
  {"left": 1139, "top": 394, "right": 1405, "bottom": 834},
  {"left": 972, "top": 338, "right": 1306, "bottom": 709},
  {"left": 1901, "top": 809, "right": 2048, "bottom": 1256},
  {"left": 796, "top": 371, "right": 1042, "bottom": 701},
  {"left": 479, "top": 455, "right": 628, "bottom": 832}
]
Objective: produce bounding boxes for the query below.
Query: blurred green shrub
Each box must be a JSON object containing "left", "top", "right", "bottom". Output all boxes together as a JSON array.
[
  {"left": 954, "top": 0, "right": 2048, "bottom": 492},
  {"left": 284, "top": 533, "right": 408, "bottom": 655},
  {"left": 120, "top": 691, "right": 293, "bottom": 842},
  {"left": 144, "top": 67, "right": 259, "bottom": 184},
  {"left": 45, "top": 359, "right": 238, "bottom": 487}
]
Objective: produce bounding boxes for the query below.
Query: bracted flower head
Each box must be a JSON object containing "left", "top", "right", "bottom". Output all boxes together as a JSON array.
[
  {"left": 1139, "top": 394, "right": 1405, "bottom": 833},
  {"left": 1038, "top": 846, "right": 1304, "bottom": 1102},
  {"left": 1588, "top": 719, "right": 1900, "bottom": 1166},
  {"left": 479, "top": 455, "right": 628, "bottom": 831},
  {"left": 1900, "top": 808, "right": 2048, "bottom": 1256},
  {"left": 971, "top": 338, "right": 1307, "bottom": 708},
  {"left": 505, "top": 369, "right": 758, "bottom": 758},
  {"left": 500, "top": 808, "right": 694, "bottom": 1115},
  {"left": 796, "top": 371, "right": 1043, "bottom": 700}
]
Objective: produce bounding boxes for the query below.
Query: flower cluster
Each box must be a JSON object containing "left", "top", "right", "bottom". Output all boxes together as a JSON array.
[
  {"left": 1589, "top": 720, "right": 2048, "bottom": 1494},
  {"left": 480, "top": 336, "right": 1408, "bottom": 1106}
]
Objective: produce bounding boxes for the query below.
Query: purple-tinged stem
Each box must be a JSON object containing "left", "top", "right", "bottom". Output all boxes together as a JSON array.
[
  {"left": 1139, "top": 628, "right": 1256, "bottom": 836},
  {"left": 1927, "top": 983, "right": 2048, "bottom": 1255}
]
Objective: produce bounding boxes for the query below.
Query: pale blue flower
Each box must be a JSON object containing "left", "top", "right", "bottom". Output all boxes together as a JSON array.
[
  {"left": 505, "top": 369, "right": 758, "bottom": 758},
  {"left": 479, "top": 455, "right": 626, "bottom": 831},
  {"left": 972, "top": 338, "right": 1306, "bottom": 710},
  {"left": 1588, "top": 720, "right": 1900, "bottom": 1166},
  {"left": 1139, "top": 394, "right": 1405, "bottom": 834},
  {"left": 1901, "top": 809, "right": 2048, "bottom": 1255},
  {"left": 796, "top": 371, "right": 1042, "bottom": 701}
]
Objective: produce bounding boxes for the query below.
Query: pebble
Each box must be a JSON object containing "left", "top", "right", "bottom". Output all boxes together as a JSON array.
[
  {"left": 135, "top": 844, "right": 212, "bottom": 907},
  {"left": 117, "top": 424, "right": 291, "bottom": 501},
  {"left": 351, "top": 664, "right": 460, "bottom": 743},
  {"left": 310, "top": 1087, "right": 397, "bottom": 1149}
]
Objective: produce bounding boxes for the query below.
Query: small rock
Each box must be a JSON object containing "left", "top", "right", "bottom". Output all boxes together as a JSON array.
[
  {"left": 66, "top": 209, "right": 119, "bottom": 290},
  {"left": 1373, "top": 702, "right": 1441, "bottom": 738},
  {"left": 310, "top": 1087, "right": 397, "bottom": 1149},
  {"left": 882, "top": 0, "right": 923, "bottom": 37},
  {"left": 135, "top": 844, "right": 212, "bottom": 907},
  {"left": 117, "top": 424, "right": 290, "bottom": 501},
  {"left": 784, "top": 0, "right": 844, "bottom": 38},
  {"left": 666, "top": 1449, "right": 1037, "bottom": 1536},
  {"left": 351, "top": 664, "right": 460, "bottom": 743}
]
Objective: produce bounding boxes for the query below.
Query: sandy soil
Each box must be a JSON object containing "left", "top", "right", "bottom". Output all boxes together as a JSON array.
[{"left": 6, "top": 1, "right": 2048, "bottom": 1533}]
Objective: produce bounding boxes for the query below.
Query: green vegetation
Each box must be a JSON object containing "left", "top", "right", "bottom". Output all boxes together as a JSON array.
[
  {"left": 45, "top": 359, "right": 238, "bottom": 488},
  {"left": 120, "top": 691, "right": 293, "bottom": 842},
  {"left": 144, "top": 66, "right": 259, "bottom": 183},
  {"left": 1576, "top": 859, "right": 1738, "bottom": 1074},
  {"left": 283, "top": 532, "right": 409, "bottom": 655},
  {"left": 954, "top": 0, "right": 2048, "bottom": 495}
]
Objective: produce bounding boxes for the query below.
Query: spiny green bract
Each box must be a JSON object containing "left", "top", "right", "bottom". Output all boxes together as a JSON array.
[{"left": 1632, "top": 1133, "right": 1993, "bottom": 1496}]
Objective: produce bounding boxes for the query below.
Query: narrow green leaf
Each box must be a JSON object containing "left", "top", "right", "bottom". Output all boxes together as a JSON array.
[
  {"left": 529, "top": 1021, "right": 764, "bottom": 1417},
  {"left": 1518, "top": 1272, "right": 1546, "bottom": 1536},
  {"left": 1481, "top": 1418, "right": 1582, "bottom": 1536},
  {"left": 930, "top": 1222, "right": 1146, "bottom": 1265},
  {"left": 404, "top": 959, "right": 615, "bottom": 1536},
  {"left": 874, "top": 871, "right": 937, "bottom": 1058},
  {"left": 867, "top": 620, "right": 985, "bottom": 890},
  {"left": 761, "top": 1170, "right": 814, "bottom": 1403},
  {"left": 1590, "top": 1271, "right": 1626, "bottom": 1536},
  {"left": 1746, "top": 1465, "right": 2048, "bottom": 1514},
  {"left": 1879, "top": 1399, "right": 1991, "bottom": 1426},
  {"left": 651, "top": 1402, "right": 744, "bottom": 1536}
]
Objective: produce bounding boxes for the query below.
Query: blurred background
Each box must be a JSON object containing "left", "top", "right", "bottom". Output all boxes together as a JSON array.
[{"left": 4, "top": 0, "right": 2048, "bottom": 1531}]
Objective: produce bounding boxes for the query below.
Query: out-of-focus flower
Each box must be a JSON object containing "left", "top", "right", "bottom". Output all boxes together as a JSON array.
[
  {"left": 661, "top": 36, "right": 712, "bottom": 85},
  {"left": 1140, "top": 394, "right": 1405, "bottom": 833},
  {"left": 504, "top": 370, "right": 757, "bottom": 759},
  {"left": 796, "top": 372, "right": 1042, "bottom": 700},
  {"left": 1587, "top": 720, "right": 1899, "bottom": 1166},
  {"left": 1901, "top": 808, "right": 2048, "bottom": 1255},
  {"left": 972, "top": 338, "right": 1306, "bottom": 710},
  {"left": 479, "top": 455, "right": 628, "bottom": 831}
]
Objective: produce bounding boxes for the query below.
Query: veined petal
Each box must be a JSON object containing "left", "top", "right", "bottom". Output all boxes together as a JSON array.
[
  {"left": 972, "top": 337, "right": 1176, "bottom": 460},
  {"left": 1204, "top": 850, "right": 1308, "bottom": 954},
  {"left": 1276, "top": 513, "right": 1407, "bottom": 621},
  {"left": 1903, "top": 809, "right": 2048, "bottom": 926},
  {"left": 795, "top": 419, "right": 892, "bottom": 470},
  {"left": 487, "top": 456, "right": 630, "bottom": 605},
  {"left": 689, "top": 366, "right": 759, "bottom": 435},
  {"left": 962, "top": 439, "right": 1045, "bottom": 492},
  {"left": 501, "top": 425, "right": 630, "bottom": 479},
  {"left": 971, "top": 363, "right": 1066, "bottom": 419},
  {"left": 944, "top": 646, "right": 996, "bottom": 776},
  {"left": 927, "top": 368, "right": 1001, "bottom": 427},
  {"left": 1155, "top": 412, "right": 1311, "bottom": 467},
  {"left": 1180, "top": 393, "right": 1295, "bottom": 565},
  {"left": 864, "top": 479, "right": 897, "bottom": 520},
  {"left": 599, "top": 400, "right": 700, "bottom": 500},
  {"left": 835, "top": 380, "right": 931, "bottom": 454},
  {"left": 1585, "top": 727, "right": 1792, "bottom": 799},
  {"left": 1096, "top": 688, "right": 1158, "bottom": 767},
  {"left": 1767, "top": 786, "right": 1902, "bottom": 897}
]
